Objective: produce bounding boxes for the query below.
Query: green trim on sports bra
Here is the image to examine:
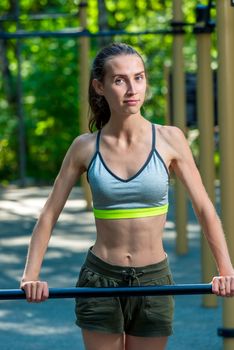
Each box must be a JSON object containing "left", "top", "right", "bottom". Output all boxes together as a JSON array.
[{"left": 93, "top": 204, "right": 169, "bottom": 220}]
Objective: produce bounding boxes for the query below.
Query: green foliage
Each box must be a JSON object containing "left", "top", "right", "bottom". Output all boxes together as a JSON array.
[
  {"left": 0, "top": 0, "right": 218, "bottom": 184},
  {"left": 0, "top": 104, "right": 18, "bottom": 183},
  {"left": 23, "top": 37, "right": 79, "bottom": 180}
]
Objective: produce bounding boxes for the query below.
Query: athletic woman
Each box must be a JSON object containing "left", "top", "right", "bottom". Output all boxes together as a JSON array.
[{"left": 21, "top": 43, "right": 234, "bottom": 350}]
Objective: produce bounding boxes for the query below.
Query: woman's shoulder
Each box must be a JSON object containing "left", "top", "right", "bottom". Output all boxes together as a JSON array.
[
  {"left": 69, "top": 131, "right": 98, "bottom": 162},
  {"left": 155, "top": 124, "right": 186, "bottom": 143},
  {"left": 155, "top": 124, "right": 183, "bottom": 135},
  {"left": 72, "top": 131, "right": 98, "bottom": 148},
  {"left": 155, "top": 124, "right": 189, "bottom": 161}
]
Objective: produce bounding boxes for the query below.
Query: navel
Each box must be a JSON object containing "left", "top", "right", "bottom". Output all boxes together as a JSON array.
[{"left": 125, "top": 253, "right": 133, "bottom": 262}]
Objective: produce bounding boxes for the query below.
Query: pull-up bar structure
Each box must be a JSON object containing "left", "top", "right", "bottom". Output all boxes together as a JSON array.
[
  {"left": 172, "top": 0, "right": 187, "bottom": 258},
  {"left": 194, "top": 4, "right": 217, "bottom": 308},
  {"left": 0, "top": 284, "right": 213, "bottom": 301},
  {"left": 216, "top": 1, "right": 234, "bottom": 349},
  {"left": 0, "top": 28, "right": 177, "bottom": 40}
]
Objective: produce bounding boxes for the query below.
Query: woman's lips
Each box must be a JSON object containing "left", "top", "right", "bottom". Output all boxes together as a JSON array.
[{"left": 124, "top": 100, "right": 140, "bottom": 106}]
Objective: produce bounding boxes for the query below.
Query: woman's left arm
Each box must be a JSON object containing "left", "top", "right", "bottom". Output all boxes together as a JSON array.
[{"left": 168, "top": 126, "right": 234, "bottom": 297}]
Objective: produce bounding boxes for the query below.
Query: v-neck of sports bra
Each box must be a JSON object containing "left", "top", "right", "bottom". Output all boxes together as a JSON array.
[{"left": 96, "top": 124, "right": 156, "bottom": 183}]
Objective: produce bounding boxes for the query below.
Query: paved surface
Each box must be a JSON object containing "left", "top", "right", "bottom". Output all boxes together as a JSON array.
[{"left": 0, "top": 186, "right": 224, "bottom": 349}]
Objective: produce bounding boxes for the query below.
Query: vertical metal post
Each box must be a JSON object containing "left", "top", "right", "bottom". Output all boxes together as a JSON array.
[
  {"left": 194, "top": 6, "right": 217, "bottom": 308},
  {"left": 172, "top": 0, "right": 188, "bottom": 254},
  {"left": 16, "top": 1, "right": 26, "bottom": 187},
  {"left": 216, "top": 1, "right": 234, "bottom": 349},
  {"left": 163, "top": 63, "right": 171, "bottom": 126},
  {"left": 79, "top": 2, "right": 92, "bottom": 210}
]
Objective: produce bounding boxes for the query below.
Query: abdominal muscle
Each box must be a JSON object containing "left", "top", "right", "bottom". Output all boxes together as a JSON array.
[{"left": 92, "top": 214, "right": 167, "bottom": 267}]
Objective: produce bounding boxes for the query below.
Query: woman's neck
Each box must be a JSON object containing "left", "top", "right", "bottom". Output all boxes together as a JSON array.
[{"left": 103, "top": 113, "right": 149, "bottom": 137}]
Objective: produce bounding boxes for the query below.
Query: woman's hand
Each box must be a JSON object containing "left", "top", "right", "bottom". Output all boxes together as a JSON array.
[
  {"left": 212, "top": 275, "right": 234, "bottom": 297},
  {"left": 20, "top": 280, "right": 49, "bottom": 303}
]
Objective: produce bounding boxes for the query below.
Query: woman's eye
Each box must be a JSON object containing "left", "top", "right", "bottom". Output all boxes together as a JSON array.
[
  {"left": 115, "top": 78, "right": 124, "bottom": 85},
  {"left": 136, "top": 75, "right": 144, "bottom": 81}
]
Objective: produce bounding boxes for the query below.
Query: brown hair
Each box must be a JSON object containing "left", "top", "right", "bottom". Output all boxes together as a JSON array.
[{"left": 88, "top": 43, "right": 145, "bottom": 132}]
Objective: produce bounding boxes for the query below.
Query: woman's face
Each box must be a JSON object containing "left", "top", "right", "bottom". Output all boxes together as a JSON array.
[{"left": 93, "top": 54, "right": 147, "bottom": 117}]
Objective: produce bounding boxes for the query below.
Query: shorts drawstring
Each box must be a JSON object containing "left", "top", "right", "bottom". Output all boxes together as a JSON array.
[
  {"left": 122, "top": 268, "right": 144, "bottom": 320},
  {"left": 122, "top": 268, "right": 143, "bottom": 287}
]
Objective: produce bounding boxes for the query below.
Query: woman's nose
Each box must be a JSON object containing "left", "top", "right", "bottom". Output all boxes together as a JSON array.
[{"left": 126, "top": 81, "right": 136, "bottom": 94}]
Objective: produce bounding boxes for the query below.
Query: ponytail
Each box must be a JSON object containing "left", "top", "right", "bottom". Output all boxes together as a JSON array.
[{"left": 88, "top": 72, "right": 111, "bottom": 132}]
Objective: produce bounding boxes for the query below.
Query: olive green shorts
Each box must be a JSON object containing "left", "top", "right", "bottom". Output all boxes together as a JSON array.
[{"left": 75, "top": 248, "right": 175, "bottom": 337}]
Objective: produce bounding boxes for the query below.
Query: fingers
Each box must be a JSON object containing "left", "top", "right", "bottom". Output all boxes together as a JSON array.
[
  {"left": 21, "top": 281, "right": 49, "bottom": 303},
  {"left": 212, "top": 276, "right": 234, "bottom": 297}
]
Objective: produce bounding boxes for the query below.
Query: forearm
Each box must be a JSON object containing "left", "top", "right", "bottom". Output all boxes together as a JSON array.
[
  {"left": 196, "top": 203, "right": 234, "bottom": 275},
  {"left": 21, "top": 215, "right": 54, "bottom": 282}
]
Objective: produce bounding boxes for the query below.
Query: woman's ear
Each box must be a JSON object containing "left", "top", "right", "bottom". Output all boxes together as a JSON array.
[{"left": 92, "top": 79, "right": 104, "bottom": 95}]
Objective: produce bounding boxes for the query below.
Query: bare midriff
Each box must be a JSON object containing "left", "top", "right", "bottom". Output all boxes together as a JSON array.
[{"left": 92, "top": 214, "right": 167, "bottom": 267}]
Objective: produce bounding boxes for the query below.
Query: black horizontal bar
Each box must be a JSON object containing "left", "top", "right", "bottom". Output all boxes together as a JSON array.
[
  {"left": 0, "top": 28, "right": 84, "bottom": 39},
  {"left": 217, "top": 327, "right": 234, "bottom": 338},
  {"left": 0, "top": 12, "right": 78, "bottom": 22},
  {"left": 0, "top": 28, "right": 174, "bottom": 40},
  {"left": 0, "top": 284, "right": 212, "bottom": 300}
]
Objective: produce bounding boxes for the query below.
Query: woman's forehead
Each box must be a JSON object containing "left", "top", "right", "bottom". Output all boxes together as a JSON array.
[{"left": 105, "top": 54, "right": 145, "bottom": 75}]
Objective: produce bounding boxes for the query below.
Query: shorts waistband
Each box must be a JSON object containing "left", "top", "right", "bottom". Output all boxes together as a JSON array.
[{"left": 84, "top": 247, "right": 171, "bottom": 282}]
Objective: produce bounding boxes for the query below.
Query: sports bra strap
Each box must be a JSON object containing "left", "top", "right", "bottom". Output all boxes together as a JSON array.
[
  {"left": 151, "top": 123, "right": 156, "bottom": 150},
  {"left": 96, "top": 130, "right": 101, "bottom": 152}
]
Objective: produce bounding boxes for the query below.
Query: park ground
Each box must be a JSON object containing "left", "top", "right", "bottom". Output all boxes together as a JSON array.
[{"left": 0, "top": 186, "right": 224, "bottom": 349}]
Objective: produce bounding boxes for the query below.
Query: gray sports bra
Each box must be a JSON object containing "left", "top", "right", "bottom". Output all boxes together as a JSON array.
[{"left": 87, "top": 124, "right": 169, "bottom": 220}]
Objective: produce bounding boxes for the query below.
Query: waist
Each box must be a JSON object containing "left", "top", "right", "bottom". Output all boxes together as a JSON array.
[{"left": 84, "top": 247, "right": 171, "bottom": 282}]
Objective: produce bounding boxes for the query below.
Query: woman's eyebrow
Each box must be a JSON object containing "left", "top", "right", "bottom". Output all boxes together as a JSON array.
[{"left": 112, "top": 71, "right": 145, "bottom": 78}]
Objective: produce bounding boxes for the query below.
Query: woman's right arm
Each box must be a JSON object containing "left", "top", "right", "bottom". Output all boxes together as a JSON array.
[{"left": 20, "top": 134, "right": 93, "bottom": 302}]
